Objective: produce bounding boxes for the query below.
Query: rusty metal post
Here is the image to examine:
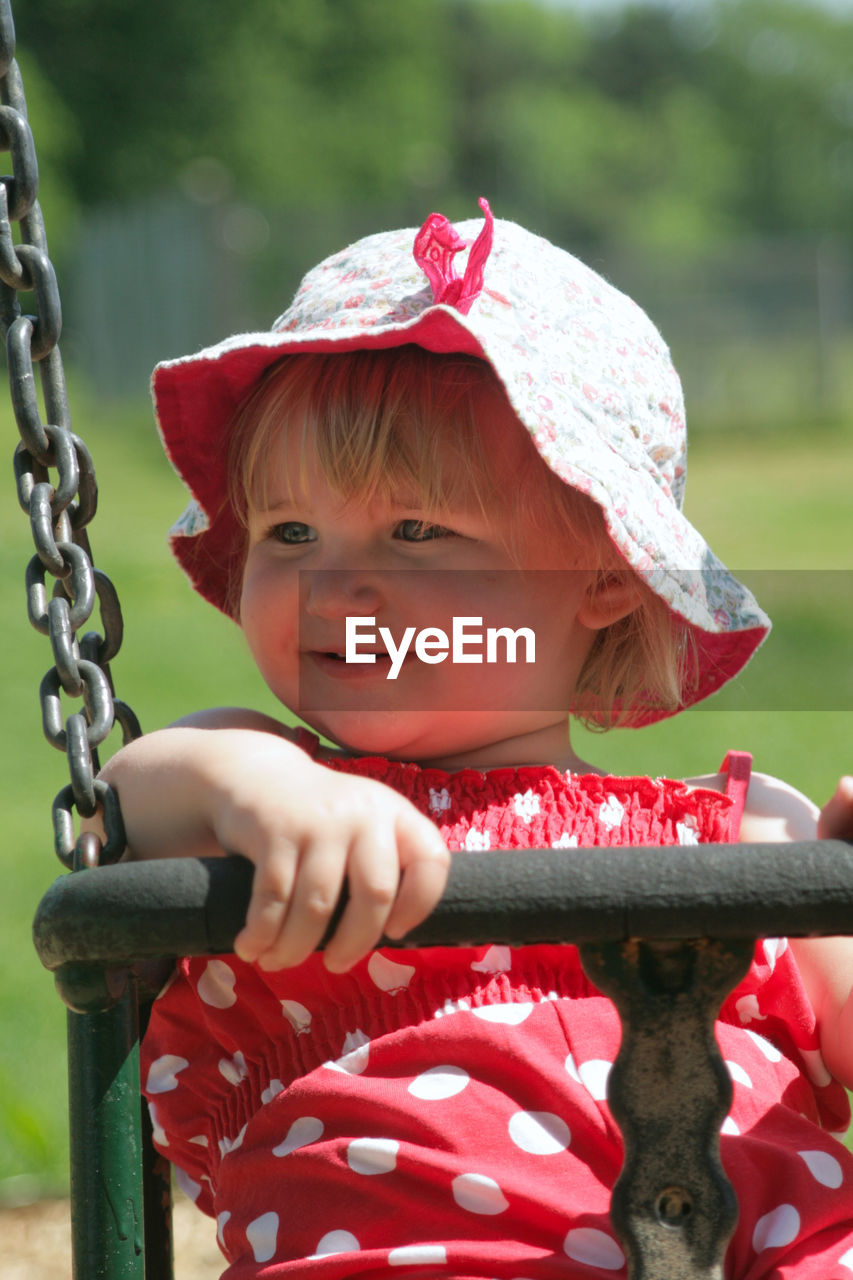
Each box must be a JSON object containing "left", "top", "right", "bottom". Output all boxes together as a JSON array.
[{"left": 580, "top": 938, "right": 754, "bottom": 1279}]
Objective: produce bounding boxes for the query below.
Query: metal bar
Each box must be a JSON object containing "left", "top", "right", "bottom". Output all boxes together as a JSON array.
[
  {"left": 139, "top": 1036, "right": 174, "bottom": 1280},
  {"left": 67, "top": 982, "right": 146, "bottom": 1280},
  {"left": 580, "top": 938, "right": 753, "bottom": 1280},
  {"left": 32, "top": 841, "right": 853, "bottom": 985}
]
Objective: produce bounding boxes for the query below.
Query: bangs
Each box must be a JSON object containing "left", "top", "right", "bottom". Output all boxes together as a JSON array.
[{"left": 229, "top": 347, "right": 505, "bottom": 523}]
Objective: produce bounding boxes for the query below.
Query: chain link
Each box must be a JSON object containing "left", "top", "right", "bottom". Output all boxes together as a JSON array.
[{"left": 1, "top": 0, "right": 140, "bottom": 868}]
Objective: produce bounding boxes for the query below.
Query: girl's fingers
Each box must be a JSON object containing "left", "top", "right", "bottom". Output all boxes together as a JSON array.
[
  {"left": 255, "top": 841, "right": 347, "bottom": 971},
  {"left": 818, "top": 775, "right": 853, "bottom": 840},
  {"left": 384, "top": 816, "right": 450, "bottom": 942},
  {"left": 234, "top": 790, "right": 448, "bottom": 974},
  {"left": 234, "top": 843, "right": 299, "bottom": 963},
  {"left": 322, "top": 827, "right": 401, "bottom": 973}
]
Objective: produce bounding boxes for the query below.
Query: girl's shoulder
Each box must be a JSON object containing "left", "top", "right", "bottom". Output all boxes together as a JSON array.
[{"left": 683, "top": 768, "right": 818, "bottom": 842}]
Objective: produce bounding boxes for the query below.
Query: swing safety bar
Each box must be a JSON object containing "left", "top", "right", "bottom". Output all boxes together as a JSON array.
[{"left": 32, "top": 839, "right": 853, "bottom": 1280}]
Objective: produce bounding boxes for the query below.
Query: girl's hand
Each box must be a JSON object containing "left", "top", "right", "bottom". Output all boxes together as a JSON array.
[
  {"left": 817, "top": 776, "right": 853, "bottom": 841},
  {"left": 223, "top": 741, "right": 451, "bottom": 973},
  {"left": 96, "top": 723, "right": 450, "bottom": 973}
]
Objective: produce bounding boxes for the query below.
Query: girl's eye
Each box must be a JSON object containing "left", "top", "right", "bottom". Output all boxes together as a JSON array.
[
  {"left": 271, "top": 522, "right": 316, "bottom": 545},
  {"left": 394, "top": 519, "right": 455, "bottom": 543}
]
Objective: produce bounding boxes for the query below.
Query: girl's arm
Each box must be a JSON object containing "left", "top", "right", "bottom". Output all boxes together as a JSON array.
[
  {"left": 86, "top": 712, "right": 449, "bottom": 974},
  {"left": 739, "top": 772, "right": 853, "bottom": 1089}
]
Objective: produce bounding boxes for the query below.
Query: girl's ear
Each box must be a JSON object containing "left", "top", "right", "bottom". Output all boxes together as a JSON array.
[{"left": 577, "top": 571, "right": 639, "bottom": 631}]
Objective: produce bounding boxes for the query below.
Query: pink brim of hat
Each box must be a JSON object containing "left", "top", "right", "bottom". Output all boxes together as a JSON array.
[{"left": 152, "top": 210, "right": 770, "bottom": 724}]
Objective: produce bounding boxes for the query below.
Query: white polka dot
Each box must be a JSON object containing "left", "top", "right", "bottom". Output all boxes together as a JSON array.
[
  {"left": 463, "top": 827, "right": 490, "bottom": 851},
  {"left": 471, "top": 1002, "right": 533, "bottom": 1025},
  {"left": 246, "top": 1211, "right": 279, "bottom": 1263},
  {"left": 197, "top": 959, "right": 237, "bottom": 1008},
  {"left": 798, "top": 1149, "right": 843, "bottom": 1188},
  {"left": 389, "top": 1245, "right": 448, "bottom": 1266},
  {"left": 408, "top": 1065, "right": 470, "bottom": 1100},
  {"left": 218, "top": 1051, "right": 247, "bottom": 1086},
  {"left": 218, "top": 1123, "right": 247, "bottom": 1158},
  {"left": 310, "top": 1229, "right": 360, "bottom": 1257},
  {"left": 676, "top": 820, "right": 699, "bottom": 846},
  {"left": 147, "top": 1101, "right": 167, "bottom": 1146},
  {"left": 272, "top": 1115, "right": 324, "bottom": 1157},
  {"left": 508, "top": 1110, "right": 571, "bottom": 1155},
  {"left": 725, "top": 1060, "right": 753, "bottom": 1088},
  {"left": 580, "top": 1059, "right": 612, "bottom": 1101},
  {"left": 216, "top": 1210, "right": 230, "bottom": 1250},
  {"left": 324, "top": 1029, "right": 370, "bottom": 1075},
  {"left": 752, "top": 1204, "right": 801, "bottom": 1252},
  {"left": 188, "top": 1134, "right": 208, "bottom": 1147},
  {"left": 470, "top": 945, "right": 512, "bottom": 974},
  {"left": 565, "top": 1053, "right": 582, "bottom": 1083},
  {"left": 146, "top": 1055, "right": 189, "bottom": 1094},
  {"left": 762, "top": 937, "right": 788, "bottom": 970},
  {"left": 840, "top": 1246, "right": 853, "bottom": 1271},
  {"left": 434, "top": 997, "right": 471, "bottom": 1017},
  {"left": 367, "top": 952, "right": 416, "bottom": 993},
  {"left": 564, "top": 1227, "right": 625, "bottom": 1269},
  {"left": 452, "top": 1173, "right": 509, "bottom": 1215},
  {"left": 175, "top": 1166, "right": 201, "bottom": 1202},
  {"left": 347, "top": 1137, "right": 399, "bottom": 1175},
  {"left": 261, "top": 1079, "right": 284, "bottom": 1105},
  {"left": 598, "top": 795, "right": 625, "bottom": 831},
  {"left": 736, "top": 994, "right": 766, "bottom": 1023},
  {"left": 552, "top": 832, "right": 579, "bottom": 848},
  {"left": 281, "top": 999, "right": 312, "bottom": 1034},
  {"left": 745, "top": 1029, "right": 782, "bottom": 1062},
  {"left": 513, "top": 789, "right": 540, "bottom": 821},
  {"left": 721, "top": 1116, "right": 740, "bottom": 1135},
  {"left": 800, "top": 1047, "right": 832, "bottom": 1087},
  {"left": 428, "top": 787, "right": 451, "bottom": 814}
]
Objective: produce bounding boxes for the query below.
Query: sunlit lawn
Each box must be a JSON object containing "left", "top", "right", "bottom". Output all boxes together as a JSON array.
[{"left": 1, "top": 381, "right": 851, "bottom": 1193}]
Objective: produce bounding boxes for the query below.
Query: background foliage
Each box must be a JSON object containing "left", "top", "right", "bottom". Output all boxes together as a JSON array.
[
  {"left": 2, "top": 0, "right": 852, "bottom": 1197},
  {"left": 16, "top": 0, "right": 853, "bottom": 252}
]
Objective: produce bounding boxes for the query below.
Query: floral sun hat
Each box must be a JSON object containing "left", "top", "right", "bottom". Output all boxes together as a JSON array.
[{"left": 152, "top": 198, "right": 770, "bottom": 722}]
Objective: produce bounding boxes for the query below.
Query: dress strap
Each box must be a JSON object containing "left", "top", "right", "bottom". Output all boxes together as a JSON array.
[
  {"left": 719, "top": 750, "right": 753, "bottom": 841},
  {"left": 294, "top": 726, "right": 321, "bottom": 758}
]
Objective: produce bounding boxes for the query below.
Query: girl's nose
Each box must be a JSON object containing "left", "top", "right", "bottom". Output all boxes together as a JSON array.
[{"left": 301, "top": 569, "right": 385, "bottom": 619}]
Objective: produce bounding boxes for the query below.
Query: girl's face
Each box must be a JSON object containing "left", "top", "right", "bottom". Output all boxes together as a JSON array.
[{"left": 239, "top": 386, "right": 608, "bottom": 769}]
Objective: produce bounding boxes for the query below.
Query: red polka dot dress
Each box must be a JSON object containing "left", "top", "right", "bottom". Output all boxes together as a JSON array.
[{"left": 142, "top": 751, "right": 853, "bottom": 1278}]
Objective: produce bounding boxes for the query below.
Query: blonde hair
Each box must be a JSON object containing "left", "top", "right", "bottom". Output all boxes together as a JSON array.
[{"left": 227, "top": 346, "right": 695, "bottom": 727}]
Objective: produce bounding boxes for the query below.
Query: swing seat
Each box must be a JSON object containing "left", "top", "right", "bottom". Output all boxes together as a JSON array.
[{"left": 32, "top": 837, "right": 853, "bottom": 1280}]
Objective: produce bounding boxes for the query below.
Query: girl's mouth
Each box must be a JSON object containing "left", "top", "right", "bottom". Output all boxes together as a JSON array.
[{"left": 308, "top": 650, "right": 405, "bottom": 680}]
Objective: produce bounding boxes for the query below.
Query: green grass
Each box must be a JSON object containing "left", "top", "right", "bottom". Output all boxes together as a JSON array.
[{"left": 1, "top": 383, "right": 851, "bottom": 1195}]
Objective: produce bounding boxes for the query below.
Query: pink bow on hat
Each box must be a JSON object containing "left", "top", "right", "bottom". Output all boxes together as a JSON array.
[{"left": 413, "top": 196, "right": 494, "bottom": 315}]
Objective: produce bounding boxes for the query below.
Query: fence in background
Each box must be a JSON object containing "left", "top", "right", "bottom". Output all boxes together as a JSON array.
[{"left": 63, "top": 196, "right": 853, "bottom": 430}]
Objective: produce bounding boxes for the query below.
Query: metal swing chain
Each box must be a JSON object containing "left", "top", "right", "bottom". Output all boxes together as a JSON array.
[{"left": 0, "top": 2, "right": 140, "bottom": 870}]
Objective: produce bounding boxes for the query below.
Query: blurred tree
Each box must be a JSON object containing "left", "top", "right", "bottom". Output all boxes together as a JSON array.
[
  {"left": 581, "top": 0, "right": 853, "bottom": 245},
  {"left": 13, "top": 0, "right": 236, "bottom": 200},
  {"left": 705, "top": 0, "right": 853, "bottom": 239},
  {"left": 11, "top": 0, "right": 853, "bottom": 259}
]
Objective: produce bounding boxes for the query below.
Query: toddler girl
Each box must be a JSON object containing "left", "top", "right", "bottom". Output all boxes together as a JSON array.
[{"left": 101, "top": 201, "right": 853, "bottom": 1277}]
